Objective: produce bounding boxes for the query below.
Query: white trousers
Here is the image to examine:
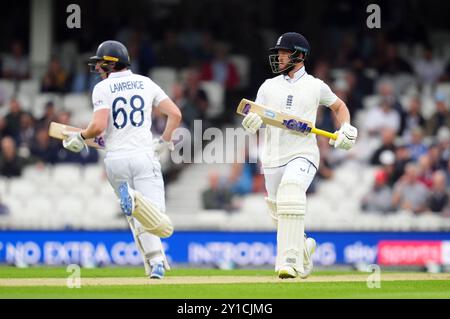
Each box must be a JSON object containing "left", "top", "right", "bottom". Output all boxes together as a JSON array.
[
  {"left": 263, "top": 157, "right": 317, "bottom": 202},
  {"left": 104, "top": 152, "right": 166, "bottom": 265}
]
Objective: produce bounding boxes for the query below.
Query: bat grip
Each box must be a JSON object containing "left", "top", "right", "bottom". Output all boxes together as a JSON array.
[{"left": 311, "top": 128, "right": 338, "bottom": 140}]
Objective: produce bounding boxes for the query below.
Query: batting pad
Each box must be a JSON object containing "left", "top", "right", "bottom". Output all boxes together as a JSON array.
[
  {"left": 126, "top": 216, "right": 171, "bottom": 275},
  {"left": 276, "top": 181, "right": 306, "bottom": 273},
  {"left": 132, "top": 192, "right": 174, "bottom": 238}
]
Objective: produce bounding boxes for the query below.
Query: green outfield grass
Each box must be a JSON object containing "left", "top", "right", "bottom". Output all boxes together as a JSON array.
[
  {"left": 0, "top": 266, "right": 356, "bottom": 278},
  {"left": 0, "top": 266, "right": 449, "bottom": 299}
]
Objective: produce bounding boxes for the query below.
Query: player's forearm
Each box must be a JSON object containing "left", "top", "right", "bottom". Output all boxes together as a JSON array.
[
  {"left": 331, "top": 99, "right": 351, "bottom": 126},
  {"left": 157, "top": 98, "right": 182, "bottom": 142},
  {"left": 81, "top": 122, "right": 104, "bottom": 139},
  {"left": 81, "top": 109, "right": 109, "bottom": 139},
  {"left": 335, "top": 104, "right": 351, "bottom": 126},
  {"left": 161, "top": 113, "right": 182, "bottom": 142}
]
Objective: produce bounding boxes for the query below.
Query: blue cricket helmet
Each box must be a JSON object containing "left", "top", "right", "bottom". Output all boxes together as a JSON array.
[{"left": 269, "top": 32, "right": 310, "bottom": 74}]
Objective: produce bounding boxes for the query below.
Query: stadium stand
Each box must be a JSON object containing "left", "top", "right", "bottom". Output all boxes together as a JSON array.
[{"left": 0, "top": 1, "right": 449, "bottom": 234}]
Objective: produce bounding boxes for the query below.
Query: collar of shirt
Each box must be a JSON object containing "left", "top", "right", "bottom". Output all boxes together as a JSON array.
[
  {"left": 108, "top": 69, "right": 133, "bottom": 78},
  {"left": 283, "top": 66, "right": 306, "bottom": 83}
]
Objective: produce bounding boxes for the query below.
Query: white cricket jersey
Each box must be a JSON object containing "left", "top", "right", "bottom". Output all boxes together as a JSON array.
[
  {"left": 255, "top": 67, "right": 338, "bottom": 169},
  {"left": 92, "top": 70, "right": 168, "bottom": 156}
]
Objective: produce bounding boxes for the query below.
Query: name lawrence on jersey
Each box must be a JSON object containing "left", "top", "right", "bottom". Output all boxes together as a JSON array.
[
  {"left": 93, "top": 70, "right": 168, "bottom": 155},
  {"left": 110, "top": 80, "right": 144, "bottom": 93}
]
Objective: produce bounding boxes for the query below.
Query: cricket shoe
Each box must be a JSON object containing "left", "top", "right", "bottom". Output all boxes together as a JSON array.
[
  {"left": 299, "top": 237, "right": 316, "bottom": 279},
  {"left": 118, "top": 182, "right": 135, "bottom": 216},
  {"left": 150, "top": 262, "right": 165, "bottom": 279},
  {"left": 278, "top": 266, "right": 298, "bottom": 279}
]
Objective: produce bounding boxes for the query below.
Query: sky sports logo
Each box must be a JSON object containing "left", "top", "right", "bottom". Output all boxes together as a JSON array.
[{"left": 378, "top": 241, "right": 450, "bottom": 266}]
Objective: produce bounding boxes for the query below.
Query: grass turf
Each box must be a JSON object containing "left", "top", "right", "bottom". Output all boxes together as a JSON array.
[
  {"left": 0, "top": 266, "right": 357, "bottom": 278},
  {"left": 0, "top": 267, "right": 449, "bottom": 299}
]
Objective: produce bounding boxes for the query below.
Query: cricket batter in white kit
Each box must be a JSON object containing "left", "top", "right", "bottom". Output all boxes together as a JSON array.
[
  {"left": 242, "top": 32, "right": 358, "bottom": 279},
  {"left": 62, "top": 40, "right": 182, "bottom": 279}
]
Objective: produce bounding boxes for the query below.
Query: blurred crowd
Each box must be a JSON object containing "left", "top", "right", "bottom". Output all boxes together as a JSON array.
[
  {"left": 0, "top": 97, "right": 99, "bottom": 178},
  {"left": 0, "top": 31, "right": 243, "bottom": 131},
  {"left": 1, "top": 15, "right": 450, "bottom": 217},
  {"left": 0, "top": 29, "right": 244, "bottom": 175},
  {"left": 199, "top": 31, "right": 450, "bottom": 216},
  {"left": 202, "top": 141, "right": 264, "bottom": 213},
  {"left": 361, "top": 123, "right": 450, "bottom": 216}
]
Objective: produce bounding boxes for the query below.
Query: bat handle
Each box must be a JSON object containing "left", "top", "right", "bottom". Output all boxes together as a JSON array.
[{"left": 311, "top": 128, "right": 338, "bottom": 140}]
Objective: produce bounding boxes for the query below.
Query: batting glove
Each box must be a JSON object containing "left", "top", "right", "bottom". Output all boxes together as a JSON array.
[
  {"left": 329, "top": 123, "right": 358, "bottom": 151},
  {"left": 242, "top": 112, "right": 263, "bottom": 134},
  {"left": 153, "top": 137, "right": 175, "bottom": 157},
  {"left": 62, "top": 131, "right": 86, "bottom": 153}
]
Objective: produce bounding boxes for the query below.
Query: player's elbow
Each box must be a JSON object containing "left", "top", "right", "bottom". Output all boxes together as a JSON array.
[
  {"left": 176, "top": 108, "right": 182, "bottom": 122},
  {"left": 171, "top": 107, "right": 182, "bottom": 124},
  {"left": 159, "top": 98, "right": 182, "bottom": 125},
  {"left": 330, "top": 99, "right": 346, "bottom": 112}
]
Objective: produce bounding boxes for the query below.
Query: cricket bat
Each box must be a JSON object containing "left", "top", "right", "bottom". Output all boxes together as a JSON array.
[
  {"left": 48, "top": 121, "right": 105, "bottom": 149},
  {"left": 236, "top": 98, "right": 338, "bottom": 140}
]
